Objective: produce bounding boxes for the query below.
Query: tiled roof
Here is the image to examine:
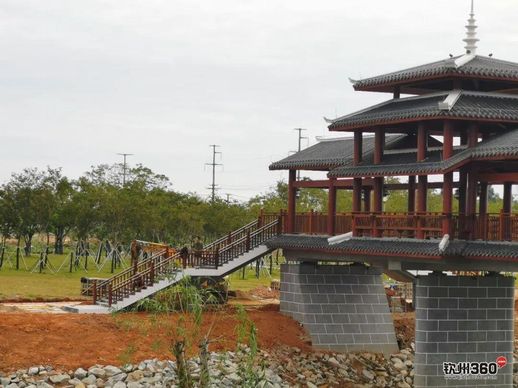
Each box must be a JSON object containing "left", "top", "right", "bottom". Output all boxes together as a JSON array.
[
  {"left": 353, "top": 55, "right": 518, "bottom": 91},
  {"left": 328, "top": 149, "right": 445, "bottom": 178},
  {"left": 328, "top": 91, "right": 518, "bottom": 131},
  {"left": 329, "top": 129, "right": 518, "bottom": 178},
  {"left": 269, "top": 134, "right": 404, "bottom": 171},
  {"left": 266, "top": 235, "right": 518, "bottom": 261}
]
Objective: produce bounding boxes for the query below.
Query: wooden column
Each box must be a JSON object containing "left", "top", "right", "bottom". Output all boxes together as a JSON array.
[
  {"left": 479, "top": 182, "right": 488, "bottom": 240},
  {"left": 416, "top": 123, "right": 427, "bottom": 239},
  {"left": 352, "top": 178, "right": 362, "bottom": 212},
  {"left": 363, "top": 188, "right": 371, "bottom": 212},
  {"left": 503, "top": 183, "right": 512, "bottom": 241},
  {"left": 372, "top": 128, "right": 384, "bottom": 237},
  {"left": 354, "top": 130, "right": 363, "bottom": 165},
  {"left": 327, "top": 178, "right": 337, "bottom": 236},
  {"left": 479, "top": 183, "right": 488, "bottom": 215},
  {"left": 287, "top": 169, "right": 296, "bottom": 233},
  {"left": 503, "top": 183, "right": 512, "bottom": 213},
  {"left": 408, "top": 176, "right": 416, "bottom": 213},
  {"left": 442, "top": 121, "right": 454, "bottom": 235}
]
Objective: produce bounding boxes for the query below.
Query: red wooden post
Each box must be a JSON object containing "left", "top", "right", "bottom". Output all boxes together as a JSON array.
[
  {"left": 309, "top": 209, "right": 314, "bottom": 234},
  {"left": 442, "top": 120, "right": 454, "bottom": 236},
  {"left": 327, "top": 178, "right": 337, "bottom": 236},
  {"left": 407, "top": 176, "right": 416, "bottom": 214},
  {"left": 417, "top": 176, "right": 427, "bottom": 239},
  {"left": 499, "top": 209, "right": 505, "bottom": 241},
  {"left": 287, "top": 170, "right": 297, "bottom": 233},
  {"left": 479, "top": 182, "right": 488, "bottom": 239},
  {"left": 92, "top": 280, "right": 97, "bottom": 304},
  {"left": 363, "top": 188, "right": 371, "bottom": 213},
  {"left": 354, "top": 130, "right": 363, "bottom": 165},
  {"left": 277, "top": 215, "right": 282, "bottom": 235},
  {"left": 108, "top": 283, "right": 113, "bottom": 307},
  {"left": 417, "top": 123, "right": 427, "bottom": 162},
  {"left": 374, "top": 128, "right": 384, "bottom": 165},
  {"left": 503, "top": 183, "right": 512, "bottom": 240},
  {"left": 258, "top": 208, "right": 264, "bottom": 227},
  {"left": 215, "top": 248, "right": 219, "bottom": 268}
]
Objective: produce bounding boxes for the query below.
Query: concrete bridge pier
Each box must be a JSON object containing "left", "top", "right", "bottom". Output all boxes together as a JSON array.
[
  {"left": 414, "top": 272, "right": 514, "bottom": 388},
  {"left": 280, "top": 262, "right": 399, "bottom": 355}
]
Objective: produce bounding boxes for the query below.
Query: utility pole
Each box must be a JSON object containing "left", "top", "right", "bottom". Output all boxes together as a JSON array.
[
  {"left": 117, "top": 153, "right": 133, "bottom": 186},
  {"left": 206, "top": 145, "right": 222, "bottom": 202},
  {"left": 225, "top": 193, "right": 232, "bottom": 204},
  {"left": 293, "top": 128, "right": 308, "bottom": 180}
]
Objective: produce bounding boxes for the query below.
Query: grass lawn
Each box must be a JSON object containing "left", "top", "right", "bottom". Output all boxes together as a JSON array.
[
  {"left": 0, "top": 249, "right": 285, "bottom": 301},
  {"left": 0, "top": 251, "right": 123, "bottom": 301}
]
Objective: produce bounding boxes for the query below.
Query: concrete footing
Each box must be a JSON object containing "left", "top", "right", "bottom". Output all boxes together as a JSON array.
[
  {"left": 414, "top": 273, "right": 514, "bottom": 388},
  {"left": 280, "top": 262, "right": 398, "bottom": 354}
]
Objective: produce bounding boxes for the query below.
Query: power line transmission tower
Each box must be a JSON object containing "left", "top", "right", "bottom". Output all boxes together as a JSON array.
[
  {"left": 206, "top": 145, "right": 222, "bottom": 202},
  {"left": 225, "top": 193, "right": 232, "bottom": 204},
  {"left": 293, "top": 128, "right": 308, "bottom": 179},
  {"left": 117, "top": 153, "right": 133, "bottom": 186}
]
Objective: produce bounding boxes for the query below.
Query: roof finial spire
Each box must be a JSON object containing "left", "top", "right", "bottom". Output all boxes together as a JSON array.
[{"left": 463, "top": 0, "right": 478, "bottom": 55}]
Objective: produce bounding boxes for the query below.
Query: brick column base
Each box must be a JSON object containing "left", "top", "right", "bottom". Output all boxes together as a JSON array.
[
  {"left": 414, "top": 273, "right": 514, "bottom": 388},
  {"left": 280, "top": 262, "right": 398, "bottom": 355}
]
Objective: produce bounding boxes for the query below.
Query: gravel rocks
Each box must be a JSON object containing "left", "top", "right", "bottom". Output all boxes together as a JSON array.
[{"left": 4, "top": 343, "right": 518, "bottom": 387}]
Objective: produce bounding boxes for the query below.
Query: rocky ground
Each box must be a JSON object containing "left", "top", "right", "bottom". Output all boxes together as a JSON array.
[{"left": 0, "top": 345, "right": 416, "bottom": 388}]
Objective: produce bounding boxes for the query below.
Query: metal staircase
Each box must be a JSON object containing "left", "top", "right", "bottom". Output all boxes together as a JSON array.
[{"left": 66, "top": 217, "right": 281, "bottom": 313}]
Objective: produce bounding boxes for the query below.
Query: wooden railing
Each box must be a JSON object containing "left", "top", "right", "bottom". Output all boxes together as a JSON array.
[
  {"left": 263, "top": 211, "right": 518, "bottom": 242},
  {"left": 93, "top": 217, "right": 281, "bottom": 306}
]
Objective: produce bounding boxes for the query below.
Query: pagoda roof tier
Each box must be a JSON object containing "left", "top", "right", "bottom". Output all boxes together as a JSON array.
[
  {"left": 266, "top": 235, "right": 518, "bottom": 262},
  {"left": 269, "top": 133, "right": 441, "bottom": 171},
  {"left": 328, "top": 90, "right": 518, "bottom": 131},
  {"left": 351, "top": 55, "right": 518, "bottom": 94},
  {"left": 329, "top": 128, "right": 518, "bottom": 178}
]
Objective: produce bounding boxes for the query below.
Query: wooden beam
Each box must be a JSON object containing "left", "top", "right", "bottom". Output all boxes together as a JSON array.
[
  {"left": 478, "top": 172, "right": 518, "bottom": 183},
  {"left": 287, "top": 170, "right": 296, "bottom": 233}
]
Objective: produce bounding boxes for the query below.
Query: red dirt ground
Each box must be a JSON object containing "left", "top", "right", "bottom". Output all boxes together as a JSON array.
[{"left": 0, "top": 305, "right": 312, "bottom": 371}]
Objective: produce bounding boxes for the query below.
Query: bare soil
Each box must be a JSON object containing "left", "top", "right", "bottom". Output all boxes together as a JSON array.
[{"left": 0, "top": 304, "right": 311, "bottom": 372}]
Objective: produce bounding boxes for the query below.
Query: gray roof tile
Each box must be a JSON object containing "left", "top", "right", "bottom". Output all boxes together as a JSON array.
[
  {"left": 269, "top": 134, "right": 404, "bottom": 170},
  {"left": 328, "top": 91, "right": 518, "bottom": 131},
  {"left": 329, "top": 128, "right": 518, "bottom": 177},
  {"left": 353, "top": 55, "right": 518, "bottom": 90},
  {"left": 266, "top": 235, "right": 518, "bottom": 260}
]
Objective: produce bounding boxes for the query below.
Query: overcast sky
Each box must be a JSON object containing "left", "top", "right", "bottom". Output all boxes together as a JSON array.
[{"left": 0, "top": 0, "right": 516, "bottom": 201}]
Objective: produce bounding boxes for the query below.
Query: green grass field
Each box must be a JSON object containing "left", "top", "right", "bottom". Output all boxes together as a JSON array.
[
  {"left": 0, "top": 250, "right": 127, "bottom": 301},
  {"left": 0, "top": 250, "right": 283, "bottom": 301}
]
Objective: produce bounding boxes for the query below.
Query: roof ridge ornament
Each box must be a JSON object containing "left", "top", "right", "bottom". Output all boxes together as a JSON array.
[{"left": 463, "top": 0, "right": 479, "bottom": 55}]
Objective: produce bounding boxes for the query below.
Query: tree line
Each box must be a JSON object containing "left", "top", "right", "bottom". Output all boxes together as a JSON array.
[{"left": 0, "top": 165, "right": 513, "bottom": 256}]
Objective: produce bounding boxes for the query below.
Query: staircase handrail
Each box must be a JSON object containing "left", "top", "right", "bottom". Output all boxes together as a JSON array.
[
  {"left": 92, "top": 217, "right": 278, "bottom": 305},
  {"left": 94, "top": 248, "right": 167, "bottom": 290},
  {"left": 203, "top": 219, "right": 259, "bottom": 251}
]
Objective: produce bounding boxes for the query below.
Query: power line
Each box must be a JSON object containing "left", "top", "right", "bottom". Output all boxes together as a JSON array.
[
  {"left": 117, "top": 153, "right": 133, "bottom": 186},
  {"left": 205, "top": 145, "right": 222, "bottom": 202},
  {"left": 293, "top": 128, "right": 308, "bottom": 180}
]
